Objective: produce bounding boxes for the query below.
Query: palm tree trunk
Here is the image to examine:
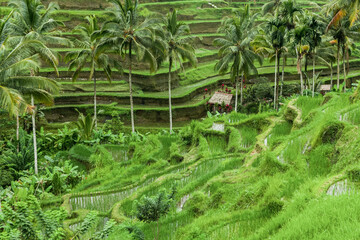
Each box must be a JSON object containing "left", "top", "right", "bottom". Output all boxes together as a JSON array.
[
  {"left": 343, "top": 47, "right": 347, "bottom": 92},
  {"left": 337, "top": 43, "right": 340, "bottom": 90},
  {"left": 312, "top": 49, "right": 316, "bottom": 98},
  {"left": 235, "top": 71, "right": 239, "bottom": 112},
  {"left": 168, "top": 56, "right": 173, "bottom": 133},
  {"left": 330, "top": 62, "right": 333, "bottom": 88},
  {"left": 16, "top": 112, "right": 20, "bottom": 152},
  {"left": 274, "top": 50, "right": 278, "bottom": 109},
  {"left": 296, "top": 48, "right": 303, "bottom": 95},
  {"left": 240, "top": 73, "right": 244, "bottom": 105},
  {"left": 280, "top": 56, "right": 285, "bottom": 97},
  {"left": 129, "top": 43, "right": 135, "bottom": 133},
  {"left": 31, "top": 95, "right": 38, "bottom": 175},
  {"left": 93, "top": 68, "right": 97, "bottom": 129}
]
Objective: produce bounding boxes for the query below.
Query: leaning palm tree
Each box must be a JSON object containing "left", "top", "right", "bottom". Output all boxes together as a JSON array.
[
  {"left": 160, "top": 9, "right": 197, "bottom": 133},
  {"left": 99, "top": 0, "right": 157, "bottom": 133},
  {"left": 66, "top": 15, "right": 121, "bottom": 129},
  {"left": 215, "top": 6, "right": 262, "bottom": 112},
  {"left": 7, "top": 0, "right": 65, "bottom": 174},
  {"left": 0, "top": 39, "right": 59, "bottom": 161}
]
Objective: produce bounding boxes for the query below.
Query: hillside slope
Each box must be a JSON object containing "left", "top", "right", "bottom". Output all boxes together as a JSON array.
[{"left": 55, "top": 92, "right": 360, "bottom": 239}]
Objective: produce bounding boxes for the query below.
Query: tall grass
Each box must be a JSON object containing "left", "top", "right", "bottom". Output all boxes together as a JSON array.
[
  {"left": 206, "top": 135, "right": 227, "bottom": 154},
  {"left": 295, "top": 96, "right": 323, "bottom": 119},
  {"left": 271, "top": 194, "right": 360, "bottom": 240},
  {"left": 238, "top": 126, "right": 258, "bottom": 149}
]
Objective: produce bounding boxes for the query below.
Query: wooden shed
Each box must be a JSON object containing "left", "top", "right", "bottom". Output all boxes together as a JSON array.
[
  {"left": 319, "top": 84, "right": 332, "bottom": 95},
  {"left": 208, "top": 92, "right": 233, "bottom": 112}
]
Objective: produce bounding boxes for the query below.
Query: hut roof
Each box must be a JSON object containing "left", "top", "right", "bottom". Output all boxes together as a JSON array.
[
  {"left": 208, "top": 92, "right": 233, "bottom": 105},
  {"left": 320, "top": 84, "right": 332, "bottom": 91}
]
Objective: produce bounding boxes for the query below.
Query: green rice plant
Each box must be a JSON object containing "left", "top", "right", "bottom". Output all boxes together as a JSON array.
[
  {"left": 281, "top": 135, "right": 309, "bottom": 164},
  {"left": 227, "top": 127, "right": 243, "bottom": 152},
  {"left": 267, "top": 121, "right": 293, "bottom": 148},
  {"left": 295, "top": 96, "right": 323, "bottom": 119},
  {"left": 238, "top": 126, "right": 258, "bottom": 149},
  {"left": 157, "top": 135, "right": 179, "bottom": 160},
  {"left": 271, "top": 194, "right": 360, "bottom": 240},
  {"left": 206, "top": 135, "right": 227, "bottom": 155},
  {"left": 307, "top": 144, "right": 334, "bottom": 177}
]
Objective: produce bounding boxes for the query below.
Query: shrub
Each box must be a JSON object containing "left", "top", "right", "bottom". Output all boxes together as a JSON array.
[{"left": 185, "top": 191, "right": 209, "bottom": 216}]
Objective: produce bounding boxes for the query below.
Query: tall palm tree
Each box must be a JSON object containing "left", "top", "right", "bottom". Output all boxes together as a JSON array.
[
  {"left": 8, "top": 0, "right": 65, "bottom": 174},
  {"left": 253, "top": 18, "right": 286, "bottom": 110},
  {"left": 328, "top": 17, "right": 360, "bottom": 90},
  {"left": 293, "top": 25, "right": 310, "bottom": 95},
  {"left": 100, "top": 0, "right": 157, "bottom": 133},
  {"left": 66, "top": 15, "right": 121, "bottom": 129},
  {"left": 160, "top": 9, "right": 197, "bottom": 133},
  {"left": 214, "top": 5, "right": 262, "bottom": 112},
  {"left": 305, "top": 13, "right": 325, "bottom": 97}
]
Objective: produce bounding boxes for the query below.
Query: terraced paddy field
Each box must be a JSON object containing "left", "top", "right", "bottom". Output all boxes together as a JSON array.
[
  {"left": 0, "top": 0, "right": 354, "bottom": 130},
  {"left": 4, "top": 1, "right": 360, "bottom": 239},
  {"left": 40, "top": 92, "right": 360, "bottom": 239}
]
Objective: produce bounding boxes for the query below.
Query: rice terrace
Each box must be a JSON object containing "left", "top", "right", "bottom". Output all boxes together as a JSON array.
[{"left": 3, "top": 0, "right": 360, "bottom": 239}]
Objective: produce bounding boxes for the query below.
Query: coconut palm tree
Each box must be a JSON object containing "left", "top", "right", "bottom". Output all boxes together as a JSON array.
[
  {"left": 160, "top": 9, "right": 197, "bottom": 133},
  {"left": 0, "top": 39, "right": 59, "bottom": 164},
  {"left": 99, "top": 0, "right": 157, "bottom": 133},
  {"left": 66, "top": 15, "right": 121, "bottom": 129},
  {"left": 8, "top": 0, "right": 70, "bottom": 47},
  {"left": 7, "top": 0, "right": 65, "bottom": 174},
  {"left": 214, "top": 5, "right": 262, "bottom": 112},
  {"left": 253, "top": 18, "right": 286, "bottom": 110}
]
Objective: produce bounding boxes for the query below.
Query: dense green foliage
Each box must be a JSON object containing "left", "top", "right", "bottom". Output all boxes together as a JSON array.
[{"left": 3, "top": 0, "right": 360, "bottom": 239}]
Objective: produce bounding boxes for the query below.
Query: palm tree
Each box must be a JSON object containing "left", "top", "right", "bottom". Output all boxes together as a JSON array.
[
  {"left": 253, "top": 18, "right": 286, "bottom": 110},
  {"left": 214, "top": 6, "right": 262, "bottom": 112},
  {"left": 160, "top": 9, "right": 197, "bottom": 133},
  {"left": 293, "top": 25, "right": 310, "bottom": 95},
  {"left": 66, "top": 15, "right": 121, "bottom": 129},
  {"left": 325, "top": 0, "right": 360, "bottom": 29},
  {"left": 8, "top": 0, "right": 65, "bottom": 174},
  {"left": 305, "top": 13, "right": 325, "bottom": 97},
  {"left": 0, "top": 39, "right": 59, "bottom": 154},
  {"left": 99, "top": 0, "right": 157, "bottom": 133},
  {"left": 328, "top": 17, "right": 360, "bottom": 90},
  {"left": 8, "top": 0, "right": 70, "bottom": 47}
]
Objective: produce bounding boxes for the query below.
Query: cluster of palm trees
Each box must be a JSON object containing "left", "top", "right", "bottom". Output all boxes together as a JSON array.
[
  {"left": 0, "top": 0, "right": 197, "bottom": 173},
  {"left": 1, "top": 0, "right": 360, "bottom": 173},
  {"left": 216, "top": 0, "right": 360, "bottom": 110}
]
